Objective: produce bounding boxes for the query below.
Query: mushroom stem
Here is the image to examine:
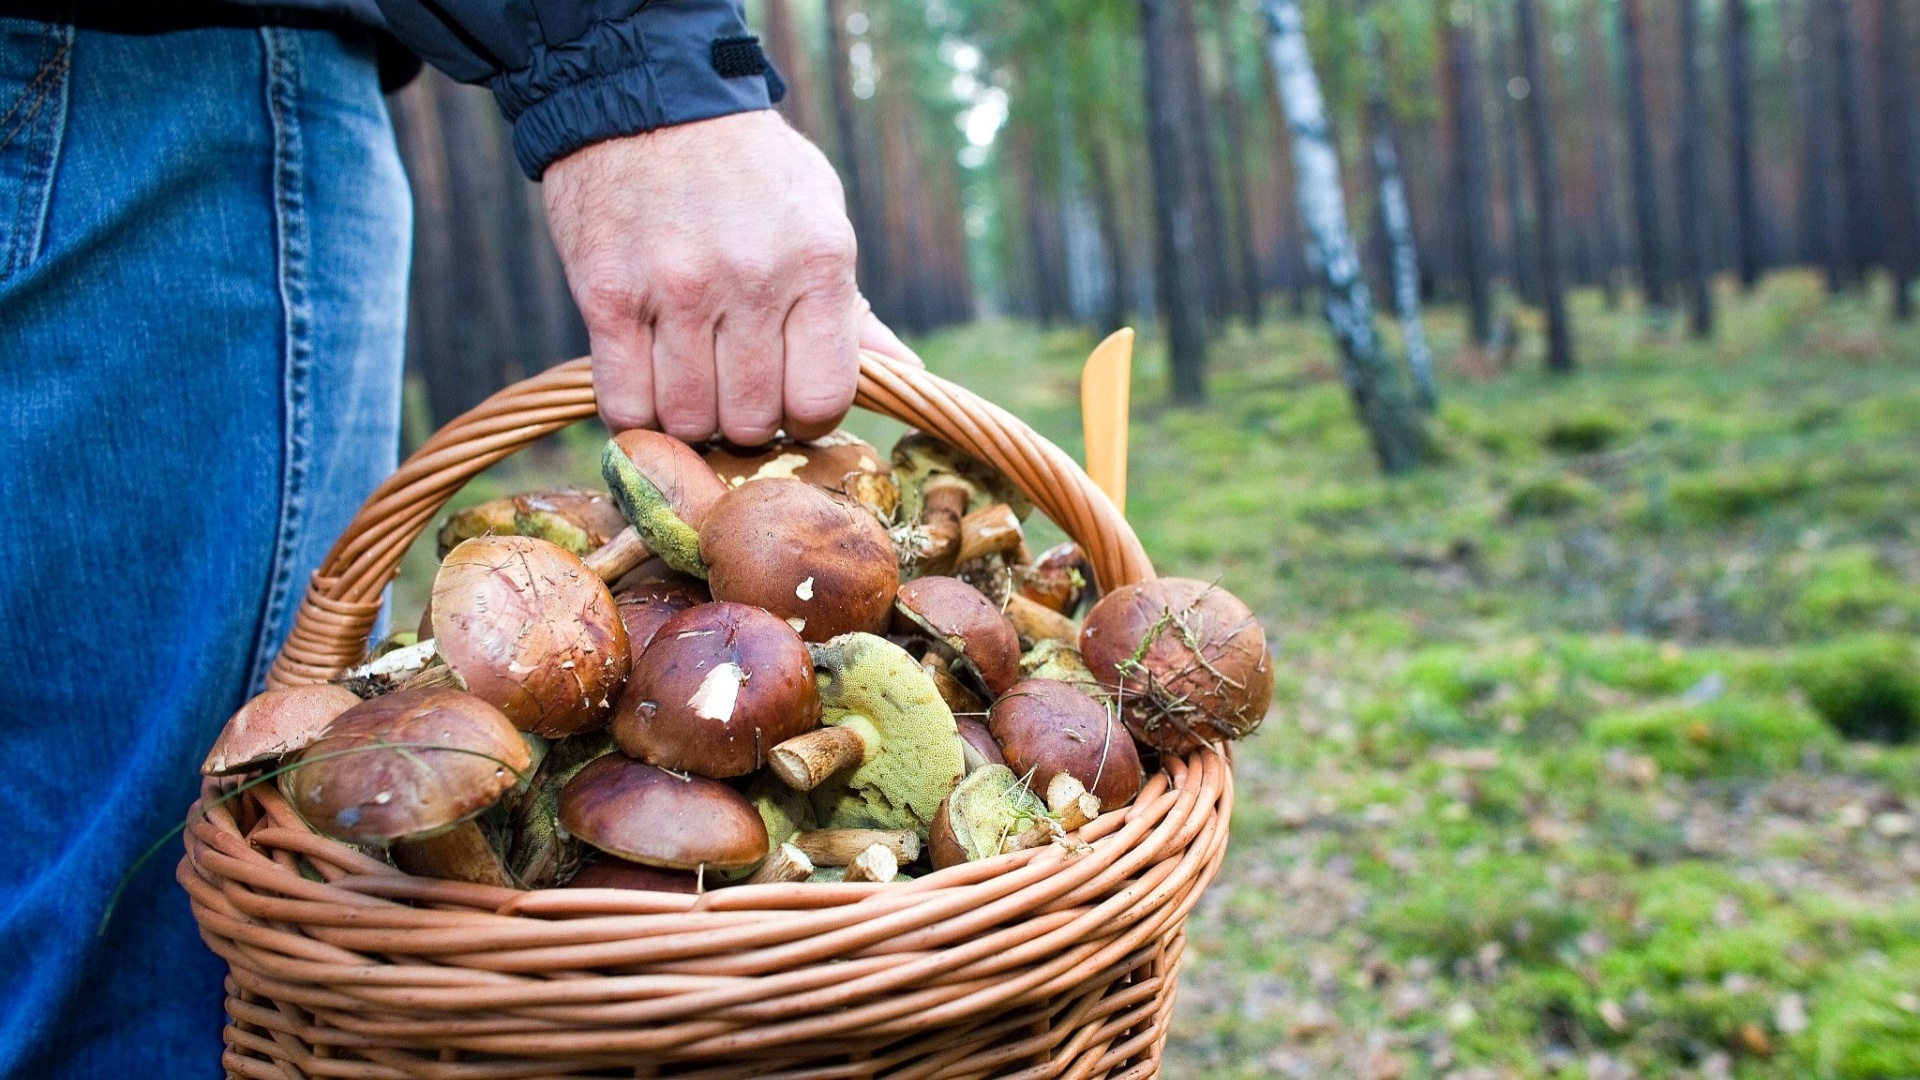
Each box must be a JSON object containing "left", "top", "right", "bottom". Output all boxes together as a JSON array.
[
  {"left": 767, "top": 725, "right": 868, "bottom": 790},
  {"left": 583, "top": 525, "right": 649, "bottom": 583},
  {"left": 1045, "top": 773, "right": 1102, "bottom": 833},
  {"left": 956, "top": 504, "right": 1025, "bottom": 566},
  {"left": 842, "top": 842, "right": 899, "bottom": 883},
  {"left": 916, "top": 478, "right": 971, "bottom": 574},
  {"left": 1005, "top": 594, "right": 1079, "bottom": 646},
  {"left": 744, "top": 842, "right": 814, "bottom": 884},
  {"left": 392, "top": 820, "right": 515, "bottom": 888},
  {"left": 790, "top": 828, "right": 921, "bottom": 866}
]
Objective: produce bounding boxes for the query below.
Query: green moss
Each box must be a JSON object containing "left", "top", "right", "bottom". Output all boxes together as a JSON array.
[
  {"left": 1542, "top": 408, "right": 1631, "bottom": 454},
  {"left": 1793, "top": 635, "right": 1920, "bottom": 744},
  {"left": 1670, "top": 461, "right": 1810, "bottom": 521},
  {"left": 1586, "top": 695, "right": 1836, "bottom": 778},
  {"left": 1506, "top": 472, "right": 1599, "bottom": 518},
  {"left": 1803, "top": 949, "right": 1920, "bottom": 1079}
]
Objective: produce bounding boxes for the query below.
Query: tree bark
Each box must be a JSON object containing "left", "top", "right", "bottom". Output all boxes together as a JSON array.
[
  {"left": 1141, "top": 0, "right": 1210, "bottom": 402},
  {"left": 1618, "top": 0, "right": 1667, "bottom": 310},
  {"left": 1875, "top": 0, "right": 1916, "bottom": 318},
  {"left": 1215, "top": 0, "right": 1264, "bottom": 326},
  {"left": 1828, "top": 0, "right": 1875, "bottom": 288},
  {"left": 1174, "top": 0, "right": 1232, "bottom": 323},
  {"left": 1803, "top": 0, "right": 1843, "bottom": 292},
  {"left": 1723, "top": 0, "right": 1762, "bottom": 290},
  {"left": 762, "top": 0, "right": 823, "bottom": 139},
  {"left": 1088, "top": 135, "right": 1132, "bottom": 334},
  {"left": 1261, "top": 0, "right": 1434, "bottom": 473},
  {"left": 1443, "top": 2, "right": 1496, "bottom": 346},
  {"left": 1515, "top": 0, "right": 1574, "bottom": 372},
  {"left": 1493, "top": 12, "right": 1533, "bottom": 304},
  {"left": 1675, "top": 0, "right": 1714, "bottom": 337},
  {"left": 1363, "top": 15, "right": 1436, "bottom": 410},
  {"left": 823, "top": 0, "right": 882, "bottom": 291},
  {"left": 1580, "top": 0, "right": 1625, "bottom": 307}
]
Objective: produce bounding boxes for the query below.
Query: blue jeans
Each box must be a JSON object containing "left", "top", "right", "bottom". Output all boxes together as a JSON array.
[{"left": 0, "top": 18, "right": 408, "bottom": 1077}]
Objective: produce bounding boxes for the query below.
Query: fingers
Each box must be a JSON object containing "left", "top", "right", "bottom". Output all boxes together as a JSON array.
[
  {"left": 587, "top": 316, "right": 656, "bottom": 434},
  {"left": 857, "top": 304, "right": 924, "bottom": 369},
  {"left": 713, "top": 306, "right": 785, "bottom": 446},
  {"left": 782, "top": 286, "right": 860, "bottom": 442},
  {"left": 651, "top": 313, "right": 719, "bottom": 442}
]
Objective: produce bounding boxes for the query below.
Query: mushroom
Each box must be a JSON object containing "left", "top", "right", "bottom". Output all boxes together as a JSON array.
[
  {"left": 564, "top": 857, "right": 701, "bottom": 893},
  {"left": 956, "top": 503, "right": 1028, "bottom": 567},
  {"left": 601, "top": 430, "right": 727, "bottom": 577},
  {"left": 280, "top": 688, "right": 531, "bottom": 887},
  {"left": 928, "top": 764, "right": 1053, "bottom": 869},
  {"left": 841, "top": 843, "right": 900, "bottom": 883},
  {"left": 703, "top": 430, "right": 899, "bottom": 522},
  {"left": 892, "top": 576, "right": 1021, "bottom": 696},
  {"left": 1018, "top": 639, "right": 1103, "bottom": 694},
  {"left": 613, "top": 578, "right": 712, "bottom": 657},
  {"left": 432, "top": 535, "right": 630, "bottom": 738},
  {"left": 202, "top": 683, "right": 362, "bottom": 776},
  {"left": 743, "top": 842, "right": 815, "bottom": 884},
  {"left": 1004, "top": 593, "right": 1079, "bottom": 649},
  {"left": 557, "top": 755, "right": 767, "bottom": 873},
  {"left": 435, "top": 488, "right": 627, "bottom": 560},
  {"left": 956, "top": 716, "right": 1007, "bottom": 772},
  {"left": 1017, "top": 541, "right": 1093, "bottom": 614},
  {"left": 765, "top": 633, "right": 965, "bottom": 837},
  {"left": 699, "top": 478, "right": 899, "bottom": 642},
  {"left": 503, "top": 731, "right": 617, "bottom": 889},
  {"left": 610, "top": 602, "right": 821, "bottom": 777},
  {"left": 989, "top": 678, "right": 1142, "bottom": 813},
  {"left": 923, "top": 654, "right": 989, "bottom": 717},
  {"left": 890, "top": 431, "right": 1031, "bottom": 575},
  {"left": 789, "top": 828, "right": 920, "bottom": 866},
  {"left": 1080, "top": 577, "right": 1274, "bottom": 752}
]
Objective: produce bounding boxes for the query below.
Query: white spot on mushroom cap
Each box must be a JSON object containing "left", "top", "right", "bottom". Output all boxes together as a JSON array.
[
  {"left": 748, "top": 453, "right": 811, "bottom": 482},
  {"left": 688, "top": 662, "right": 746, "bottom": 724},
  {"left": 786, "top": 617, "right": 808, "bottom": 633},
  {"left": 796, "top": 577, "right": 815, "bottom": 601}
]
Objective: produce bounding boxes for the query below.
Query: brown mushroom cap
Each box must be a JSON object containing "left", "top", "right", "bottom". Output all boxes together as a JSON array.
[
  {"left": 614, "top": 578, "right": 712, "bottom": 656},
  {"left": 893, "top": 576, "right": 1021, "bottom": 696},
  {"left": 281, "top": 688, "right": 531, "bottom": 845},
  {"left": 203, "top": 683, "right": 362, "bottom": 776},
  {"left": 703, "top": 431, "right": 898, "bottom": 519},
  {"left": 557, "top": 755, "right": 768, "bottom": 870},
  {"left": 564, "top": 856, "right": 701, "bottom": 893},
  {"left": 431, "top": 535, "right": 631, "bottom": 738},
  {"left": 1017, "top": 542, "right": 1093, "bottom": 615},
  {"left": 610, "top": 602, "right": 822, "bottom": 777},
  {"left": 956, "top": 715, "right": 1007, "bottom": 769},
  {"left": 989, "top": 679, "right": 1142, "bottom": 813},
  {"left": 436, "top": 488, "right": 627, "bottom": 559},
  {"left": 1079, "top": 577, "right": 1274, "bottom": 753},
  {"left": 608, "top": 430, "right": 727, "bottom": 529},
  {"left": 699, "top": 478, "right": 899, "bottom": 642}
]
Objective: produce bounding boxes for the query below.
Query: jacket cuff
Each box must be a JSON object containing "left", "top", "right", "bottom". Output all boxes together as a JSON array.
[{"left": 495, "top": 1, "right": 776, "bottom": 180}]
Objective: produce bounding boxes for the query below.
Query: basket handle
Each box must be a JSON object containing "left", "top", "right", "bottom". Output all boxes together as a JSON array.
[{"left": 268, "top": 352, "right": 1154, "bottom": 688}]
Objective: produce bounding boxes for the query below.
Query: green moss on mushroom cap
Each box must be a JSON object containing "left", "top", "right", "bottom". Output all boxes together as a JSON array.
[{"left": 280, "top": 688, "right": 531, "bottom": 846}]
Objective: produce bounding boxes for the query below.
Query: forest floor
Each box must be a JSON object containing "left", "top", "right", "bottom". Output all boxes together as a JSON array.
[{"left": 395, "top": 271, "right": 1920, "bottom": 1079}]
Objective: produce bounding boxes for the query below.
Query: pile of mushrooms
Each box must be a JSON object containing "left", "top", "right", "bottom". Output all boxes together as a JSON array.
[{"left": 203, "top": 427, "right": 1275, "bottom": 892}]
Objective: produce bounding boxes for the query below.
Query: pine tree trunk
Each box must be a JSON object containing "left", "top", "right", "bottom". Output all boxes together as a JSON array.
[
  {"left": 1363, "top": 16, "right": 1436, "bottom": 410},
  {"left": 823, "top": 0, "right": 882, "bottom": 291},
  {"left": 1675, "top": 0, "right": 1714, "bottom": 337},
  {"left": 1444, "top": 3, "right": 1496, "bottom": 346},
  {"left": 1828, "top": 0, "right": 1875, "bottom": 288},
  {"left": 1618, "top": 0, "right": 1667, "bottom": 310},
  {"left": 1089, "top": 136, "right": 1132, "bottom": 334},
  {"left": 1580, "top": 0, "right": 1625, "bottom": 307},
  {"left": 1800, "top": 0, "right": 1842, "bottom": 291},
  {"left": 762, "top": 0, "right": 823, "bottom": 139},
  {"left": 1723, "top": 0, "right": 1762, "bottom": 289},
  {"left": 1261, "top": 0, "right": 1434, "bottom": 473},
  {"left": 1877, "top": 0, "right": 1917, "bottom": 319},
  {"left": 1173, "top": 0, "right": 1232, "bottom": 323},
  {"left": 1141, "top": 0, "right": 1210, "bottom": 402},
  {"left": 1515, "top": 0, "right": 1574, "bottom": 371},
  {"left": 1494, "top": 13, "right": 1533, "bottom": 304},
  {"left": 1216, "top": 0, "right": 1264, "bottom": 326}
]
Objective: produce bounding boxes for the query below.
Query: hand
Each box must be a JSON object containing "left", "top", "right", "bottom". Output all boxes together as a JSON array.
[{"left": 544, "top": 110, "right": 919, "bottom": 444}]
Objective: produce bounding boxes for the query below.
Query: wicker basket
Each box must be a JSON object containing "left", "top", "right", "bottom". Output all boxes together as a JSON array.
[{"left": 182, "top": 352, "right": 1235, "bottom": 1079}]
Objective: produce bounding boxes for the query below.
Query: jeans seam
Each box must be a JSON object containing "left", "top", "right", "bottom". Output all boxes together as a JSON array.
[
  {"left": 0, "top": 20, "right": 70, "bottom": 283},
  {"left": 246, "top": 24, "right": 313, "bottom": 693}
]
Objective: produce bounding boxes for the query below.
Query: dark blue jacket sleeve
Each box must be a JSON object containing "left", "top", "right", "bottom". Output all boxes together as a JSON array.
[{"left": 375, "top": 0, "right": 780, "bottom": 179}]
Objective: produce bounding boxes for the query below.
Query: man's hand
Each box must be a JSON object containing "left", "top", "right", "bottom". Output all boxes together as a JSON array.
[{"left": 544, "top": 110, "right": 916, "bottom": 444}]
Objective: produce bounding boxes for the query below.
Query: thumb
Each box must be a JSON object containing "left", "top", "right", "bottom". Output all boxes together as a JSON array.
[{"left": 855, "top": 296, "right": 923, "bottom": 369}]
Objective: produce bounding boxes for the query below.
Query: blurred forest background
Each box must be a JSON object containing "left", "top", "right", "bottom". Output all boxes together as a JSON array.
[{"left": 386, "top": 1, "right": 1920, "bottom": 1077}]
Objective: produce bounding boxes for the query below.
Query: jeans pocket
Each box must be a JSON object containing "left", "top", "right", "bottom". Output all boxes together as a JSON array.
[{"left": 0, "top": 17, "right": 71, "bottom": 285}]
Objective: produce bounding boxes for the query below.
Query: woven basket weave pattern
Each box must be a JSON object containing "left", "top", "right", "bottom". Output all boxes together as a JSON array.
[{"left": 185, "top": 354, "right": 1233, "bottom": 1078}]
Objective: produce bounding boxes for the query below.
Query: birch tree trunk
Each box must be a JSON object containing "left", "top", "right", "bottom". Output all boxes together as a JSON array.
[
  {"left": 1444, "top": 2, "right": 1496, "bottom": 347},
  {"left": 1515, "top": 0, "right": 1574, "bottom": 371},
  {"left": 1362, "top": 16, "right": 1436, "bottom": 410},
  {"left": 1618, "top": 0, "right": 1668, "bottom": 310},
  {"left": 1141, "top": 0, "right": 1210, "bottom": 402},
  {"left": 1261, "top": 0, "right": 1434, "bottom": 473},
  {"left": 1675, "top": 0, "right": 1715, "bottom": 338},
  {"left": 1876, "top": 0, "right": 1916, "bottom": 319},
  {"left": 1723, "top": 0, "right": 1762, "bottom": 290}
]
